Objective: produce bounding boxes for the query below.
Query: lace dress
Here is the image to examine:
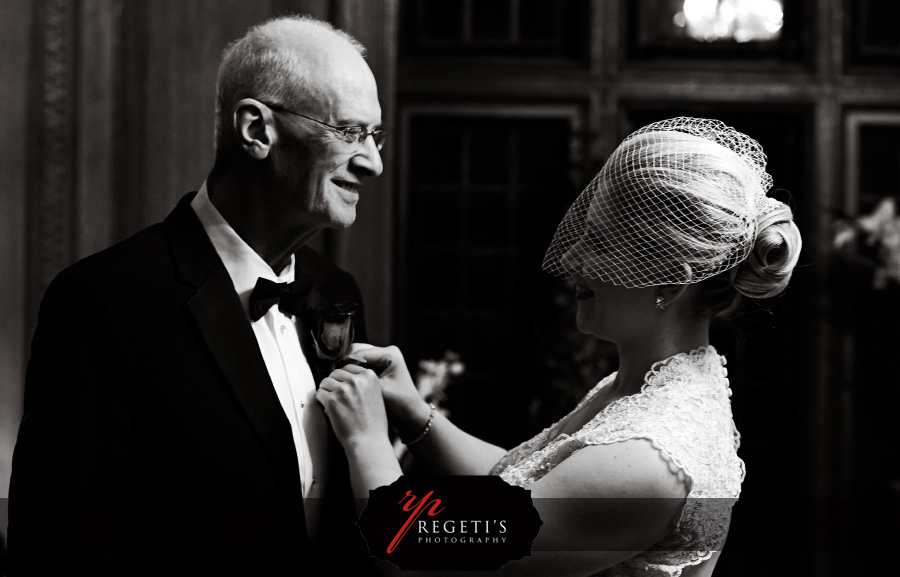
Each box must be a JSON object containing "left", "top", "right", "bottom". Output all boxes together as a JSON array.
[{"left": 488, "top": 346, "right": 745, "bottom": 577}]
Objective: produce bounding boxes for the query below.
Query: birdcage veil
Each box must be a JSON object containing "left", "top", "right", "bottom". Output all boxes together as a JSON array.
[{"left": 542, "top": 117, "right": 785, "bottom": 287}]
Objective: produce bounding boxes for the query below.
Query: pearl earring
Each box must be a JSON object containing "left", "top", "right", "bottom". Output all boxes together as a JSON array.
[{"left": 656, "top": 297, "right": 665, "bottom": 310}]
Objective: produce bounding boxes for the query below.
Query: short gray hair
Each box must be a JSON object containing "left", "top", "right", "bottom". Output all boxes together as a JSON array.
[{"left": 213, "top": 15, "right": 366, "bottom": 154}]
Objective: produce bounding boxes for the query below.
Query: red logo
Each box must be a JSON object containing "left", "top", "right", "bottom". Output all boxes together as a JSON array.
[
  {"left": 388, "top": 490, "right": 446, "bottom": 554},
  {"left": 357, "top": 476, "right": 542, "bottom": 570}
]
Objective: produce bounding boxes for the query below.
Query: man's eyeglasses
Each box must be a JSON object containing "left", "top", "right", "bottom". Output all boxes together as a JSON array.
[{"left": 259, "top": 101, "right": 386, "bottom": 151}]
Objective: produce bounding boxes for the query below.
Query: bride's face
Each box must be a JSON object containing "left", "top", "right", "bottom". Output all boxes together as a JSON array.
[{"left": 571, "top": 274, "right": 655, "bottom": 343}]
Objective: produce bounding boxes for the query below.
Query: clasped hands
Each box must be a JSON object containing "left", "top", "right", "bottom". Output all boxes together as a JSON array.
[{"left": 316, "top": 344, "right": 432, "bottom": 450}]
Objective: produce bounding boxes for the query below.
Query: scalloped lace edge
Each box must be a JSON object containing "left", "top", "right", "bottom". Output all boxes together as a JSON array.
[
  {"left": 577, "top": 433, "right": 696, "bottom": 528},
  {"left": 640, "top": 345, "right": 719, "bottom": 394}
]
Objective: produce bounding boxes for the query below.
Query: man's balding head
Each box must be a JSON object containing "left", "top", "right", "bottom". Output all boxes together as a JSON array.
[{"left": 214, "top": 15, "right": 368, "bottom": 155}]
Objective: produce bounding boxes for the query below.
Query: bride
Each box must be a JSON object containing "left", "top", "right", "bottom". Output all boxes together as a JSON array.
[{"left": 317, "top": 117, "right": 802, "bottom": 576}]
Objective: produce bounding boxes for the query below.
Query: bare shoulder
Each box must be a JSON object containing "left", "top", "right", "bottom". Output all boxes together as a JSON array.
[
  {"left": 521, "top": 438, "right": 690, "bottom": 560},
  {"left": 532, "top": 438, "right": 691, "bottom": 500}
]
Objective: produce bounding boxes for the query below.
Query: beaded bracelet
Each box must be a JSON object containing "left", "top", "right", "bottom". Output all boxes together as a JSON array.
[{"left": 404, "top": 403, "right": 436, "bottom": 447}]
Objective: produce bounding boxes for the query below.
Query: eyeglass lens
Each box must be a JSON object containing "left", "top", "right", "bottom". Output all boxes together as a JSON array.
[{"left": 345, "top": 128, "right": 386, "bottom": 151}]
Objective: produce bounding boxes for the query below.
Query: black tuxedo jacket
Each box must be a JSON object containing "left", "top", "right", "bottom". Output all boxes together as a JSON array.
[{"left": 9, "top": 193, "right": 372, "bottom": 575}]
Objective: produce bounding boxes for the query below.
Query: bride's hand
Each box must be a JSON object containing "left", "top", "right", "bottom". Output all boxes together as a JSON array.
[
  {"left": 344, "top": 345, "right": 433, "bottom": 442},
  {"left": 316, "top": 364, "right": 389, "bottom": 449}
]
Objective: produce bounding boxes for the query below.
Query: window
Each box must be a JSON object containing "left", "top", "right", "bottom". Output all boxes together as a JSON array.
[
  {"left": 399, "top": 112, "right": 595, "bottom": 445},
  {"left": 626, "top": 0, "right": 808, "bottom": 63},
  {"left": 847, "top": 0, "right": 900, "bottom": 67},
  {"left": 401, "top": 0, "right": 589, "bottom": 60}
]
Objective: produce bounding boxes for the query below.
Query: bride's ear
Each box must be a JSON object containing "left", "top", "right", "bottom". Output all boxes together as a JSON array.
[
  {"left": 654, "top": 284, "right": 689, "bottom": 310},
  {"left": 654, "top": 264, "right": 691, "bottom": 310}
]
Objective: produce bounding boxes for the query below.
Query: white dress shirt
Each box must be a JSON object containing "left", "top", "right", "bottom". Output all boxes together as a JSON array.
[{"left": 191, "top": 183, "right": 329, "bottom": 536}]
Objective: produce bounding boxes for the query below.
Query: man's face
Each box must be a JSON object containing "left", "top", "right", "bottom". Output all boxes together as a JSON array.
[{"left": 271, "top": 51, "right": 383, "bottom": 231}]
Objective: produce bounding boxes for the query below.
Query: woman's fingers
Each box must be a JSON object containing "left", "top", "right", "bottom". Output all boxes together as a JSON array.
[
  {"left": 327, "top": 365, "right": 379, "bottom": 389},
  {"left": 337, "top": 363, "right": 376, "bottom": 377},
  {"left": 317, "top": 362, "right": 390, "bottom": 447},
  {"left": 349, "top": 342, "right": 376, "bottom": 353},
  {"left": 347, "top": 346, "right": 398, "bottom": 370},
  {"left": 322, "top": 367, "right": 382, "bottom": 404}
]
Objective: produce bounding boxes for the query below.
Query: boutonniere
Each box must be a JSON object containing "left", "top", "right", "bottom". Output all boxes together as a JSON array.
[{"left": 307, "top": 300, "right": 360, "bottom": 361}]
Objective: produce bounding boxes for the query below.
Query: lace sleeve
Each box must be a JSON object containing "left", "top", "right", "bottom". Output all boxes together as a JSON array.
[
  {"left": 577, "top": 351, "right": 743, "bottom": 575},
  {"left": 490, "top": 348, "right": 744, "bottom": 577}
]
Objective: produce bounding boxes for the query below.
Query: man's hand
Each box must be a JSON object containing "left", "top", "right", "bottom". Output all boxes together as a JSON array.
[{"left": 343, "top": 345, "right": 433, "bottom": 441}]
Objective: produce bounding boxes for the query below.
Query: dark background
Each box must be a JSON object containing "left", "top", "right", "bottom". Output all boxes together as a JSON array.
[{"left": 2, "top": 1, "right": 899, "bottom": 575}]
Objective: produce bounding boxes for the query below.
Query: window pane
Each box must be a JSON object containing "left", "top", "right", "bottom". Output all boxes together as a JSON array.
[
  {"left": 520, "top": 0, "right": 561, "bottom": 43},
  {"left": 420, "top": 0, "right": 463, "bottom": 41},
  {"left": 467, "top": 192, "right": 509, "bottom": 246},
  {"left": 859, "top": 125, "right": 900, "bottom": 208},
  {"left": 627, "top": 0, "right": 805, "bottom": 62},
  {"left": 411, "top": 191, "right": 460, "bottom": 247},
  {"left": 409, "top": 253, "right": 459, "bottom": 312},
  {"left": 518, "top": 122, "right": 571, "bottom": 185},
  {"left": 465, "top": 255, "right": 510, "bottom": 308},
  {"left": 410, "top": 118, "right": 462, "bottom": 186},
  {"left": 470, "top": 130, "right": 510, "bottom": 185},
  {"left": 402, "top": 0, "right": 589, "bottom": 58},
  {"left": 850, "top": 1, "right": 900, "bottom": 68},
  {"left": 402, "top": 115, "right": 585, "bottom": 446},
  {"left": 676, "top": 0, "right": 783, "bottom": 43},
  {"left": 472, "top": 0, "right": 511, "bottom": 41}
]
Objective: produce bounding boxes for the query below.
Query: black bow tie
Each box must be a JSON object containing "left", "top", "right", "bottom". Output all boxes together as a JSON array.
[{"left": 248, "top": 277, "right": 314, "bottom": 322}]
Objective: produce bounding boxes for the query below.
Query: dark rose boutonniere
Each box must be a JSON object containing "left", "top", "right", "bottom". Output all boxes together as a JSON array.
[{"left": 308, "top": 301, "right": 359, "bottom": 361}]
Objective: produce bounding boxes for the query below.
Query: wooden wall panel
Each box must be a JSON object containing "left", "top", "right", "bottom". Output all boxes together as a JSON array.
[
  {"left": 141, "top": 0, "right": 273, "bottom": 226},
  {"left": 27, "top": 0, "right": 77, "bottom": 336},
  {"left": 331, "top": 0, "right": 399, "bottom": 345},
  {"left": 77, "top": 0, "right": 119, "bottom": 259},
  {"left": 0, "top": 0, "right": 35, "bottom": 502}
]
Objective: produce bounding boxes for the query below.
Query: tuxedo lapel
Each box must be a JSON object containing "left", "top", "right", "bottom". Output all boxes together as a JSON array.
[
  {"left": 187, "top": 275, "right": 304, "bottom": 495},
  {"left": 163, "top": 194, "right": 304, "bottom": 501}
]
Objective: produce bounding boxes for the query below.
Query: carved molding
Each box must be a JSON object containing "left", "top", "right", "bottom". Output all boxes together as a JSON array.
[{"left": 29, "top": 0, "right": 76, "bottom": 313}]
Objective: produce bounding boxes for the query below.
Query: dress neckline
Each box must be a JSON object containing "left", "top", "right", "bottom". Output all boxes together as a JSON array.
[
  {"left": 640, "top": 345, "right": 722, "bottom": 393},
  {"left": 552, "top": 345, "right": 725, "bottom": 444}
]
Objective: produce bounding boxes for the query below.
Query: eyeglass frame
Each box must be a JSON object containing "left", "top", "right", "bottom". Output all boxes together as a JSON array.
[{"left": 257, "top": 100, "right": 386, "bottom": 151}]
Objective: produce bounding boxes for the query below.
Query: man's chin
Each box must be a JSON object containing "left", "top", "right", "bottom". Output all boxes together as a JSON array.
[{"left": 330, "top": 209, "right": 357, "bottom": 229}]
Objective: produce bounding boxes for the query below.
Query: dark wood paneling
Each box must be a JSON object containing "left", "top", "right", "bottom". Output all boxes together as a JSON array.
[
  {"left": 27, "top": 0, "right": 77, "bottom": 334},
  {"left": 330, "top": 0, "right": 399, "bottom": 345},
  {"left": 0, "top": 0, "right": 35, "bottom": 501},
  {"left": 77, "top": 0, "right": 119, "bottom": 259},
  {"left": 142, "top": 0, "right": 272, "bottom": 227}
]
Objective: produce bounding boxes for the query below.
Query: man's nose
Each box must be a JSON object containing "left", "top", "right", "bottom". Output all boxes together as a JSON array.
[{"left": 353, "top": 135, "right": 383, "bottom": 177}]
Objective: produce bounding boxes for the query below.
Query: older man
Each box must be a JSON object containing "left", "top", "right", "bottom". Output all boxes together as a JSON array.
[{"left": 9, "top": 16, "right": 383, "bottom": 575}]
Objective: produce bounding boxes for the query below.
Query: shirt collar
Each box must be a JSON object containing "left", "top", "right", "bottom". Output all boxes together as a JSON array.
[{"left": 191, "top": 182, "right": 295, "bottom": 316}]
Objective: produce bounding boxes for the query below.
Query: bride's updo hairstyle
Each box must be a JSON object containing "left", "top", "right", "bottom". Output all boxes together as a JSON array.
[{"left": 542, "top": 117, "right": 801, "bottom": 315}]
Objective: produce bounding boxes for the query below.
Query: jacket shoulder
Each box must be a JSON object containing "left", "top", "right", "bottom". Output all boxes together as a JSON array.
[{"left": 70, "top": 223, "right": 171, "bottom": 278}]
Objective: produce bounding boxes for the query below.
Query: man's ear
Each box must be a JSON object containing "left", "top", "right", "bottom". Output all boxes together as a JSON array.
[{"left": 233, "top": 98, "right": 275, "bottom": 160}]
